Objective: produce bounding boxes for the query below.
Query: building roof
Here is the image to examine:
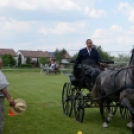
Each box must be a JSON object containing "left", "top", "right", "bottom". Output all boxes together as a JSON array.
[
  {"left": 64, "top": 53, "right": 71, "bottom": 59},
  {"left": 18, "top": 50, "right": 72, "bottom": 59},
  {"left": 0, "top": 49, "right": 17, "bottom": 57},
  {"left": 19, "top": 50, "right": 47, "bottom": 58},
  {"left": 47, "top": 52, "right": 71, "bottom": 59},
  {"left": 43, "top": 51, "right": 50, "bottom": 58}
]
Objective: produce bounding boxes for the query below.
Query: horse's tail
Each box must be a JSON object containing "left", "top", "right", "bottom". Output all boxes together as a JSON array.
[{"left": 91, "top": 84, "right": 96, "bottom": 96}]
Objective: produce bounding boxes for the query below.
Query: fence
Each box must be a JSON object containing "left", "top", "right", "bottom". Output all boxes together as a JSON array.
[{"left": 68, "top": 50, "right": 131, "bottom": 66}]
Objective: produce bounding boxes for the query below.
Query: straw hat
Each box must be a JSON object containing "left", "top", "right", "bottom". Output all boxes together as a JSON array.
[{"left": 11, "top": 98, "right": 27, "bottom": 115}]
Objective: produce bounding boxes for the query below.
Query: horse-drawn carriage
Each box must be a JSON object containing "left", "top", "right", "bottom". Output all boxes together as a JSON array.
[
  {"left": 40, "top": 64, "right": 60, "bottom": 75},
  {"left": 62, "top": 59, "right": 132, "bottom": 128}
]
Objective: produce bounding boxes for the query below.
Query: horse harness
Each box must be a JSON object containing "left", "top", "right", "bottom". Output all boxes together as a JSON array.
[{"left": 93, "top": 65, "right": 134, "bottom": 101}]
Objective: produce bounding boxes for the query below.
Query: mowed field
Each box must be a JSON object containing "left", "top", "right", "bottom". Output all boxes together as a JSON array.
[{"left": 2, "top": 70, "right": 131, "bottom": 134}]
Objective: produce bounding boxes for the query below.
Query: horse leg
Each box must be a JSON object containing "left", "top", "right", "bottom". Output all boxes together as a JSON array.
[
  {"left": 121, "top": 97, "right": 134, "bottom": 128},
  {"left": 131, "top": 113, "right": 134, "bottom": 134},
  {"left": 106, "top": 101, "right": 113, "bottom": 122},
  {"left": 100, "top": 101, "right": 108, "bottom": 128}
]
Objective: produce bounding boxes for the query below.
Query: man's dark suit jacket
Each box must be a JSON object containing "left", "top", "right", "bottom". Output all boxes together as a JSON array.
[{"left": 74, "top": 47, "right": 101, "bottom": 69}]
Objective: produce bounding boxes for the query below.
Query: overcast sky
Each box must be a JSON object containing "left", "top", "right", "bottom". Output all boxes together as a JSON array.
[{"left": 0, "top": 0, "right": 134, "bottom": 55}]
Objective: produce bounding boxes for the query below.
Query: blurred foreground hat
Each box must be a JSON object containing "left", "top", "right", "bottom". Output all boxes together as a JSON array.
[{"left": 10, "top": 98, "right": 27, "bottom": 115}]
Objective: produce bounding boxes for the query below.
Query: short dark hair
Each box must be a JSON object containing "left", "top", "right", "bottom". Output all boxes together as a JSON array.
[{"left": 86, "top": 39, "right": 93, "bottom": 44}]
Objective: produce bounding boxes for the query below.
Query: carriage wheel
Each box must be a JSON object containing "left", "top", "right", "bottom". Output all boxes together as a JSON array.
[
  {"left": 74, "top": 91, "right": 84, "bottom": 122},
  {"left": 120, "top": 107, "right": 129, "bottom": 120},
  {"left": 62, "top": 82, "right": 73, "bottom": 117},
  {"left": 105, "top": 102, "right": 118, "bottom": 115}
]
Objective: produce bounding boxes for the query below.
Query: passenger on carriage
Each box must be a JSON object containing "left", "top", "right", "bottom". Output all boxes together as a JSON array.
[
  {"left": 49, "top": 61, "right": 59, "bottom": 71},
  {"left": 74, "top": 39, "right": 102, "bottom": 88},
  {"left": 49, "top": 61, "right": 56, "bottom": 70},
  {"left": 55, "top": 62, "right": 59, "bottom": 70}
]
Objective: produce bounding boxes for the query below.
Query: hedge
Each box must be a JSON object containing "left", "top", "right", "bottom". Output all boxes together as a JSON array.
[{"left": 19, "top": 64, "right": 32, "bottom": 68}]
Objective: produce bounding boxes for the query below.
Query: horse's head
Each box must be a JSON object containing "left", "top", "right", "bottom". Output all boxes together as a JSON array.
[{"left": 132, "top": 48, "right": 134, "bottom": 53}]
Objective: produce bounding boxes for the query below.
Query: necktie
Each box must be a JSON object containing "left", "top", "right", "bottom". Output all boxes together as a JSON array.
[{"left": 88, "top": 50, "right": 91, "bottom": 56}]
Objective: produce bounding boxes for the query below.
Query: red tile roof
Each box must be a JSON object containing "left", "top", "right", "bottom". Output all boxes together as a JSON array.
[
  {"left": 19, "top": 50, "right": 47, "bottom": 58},
  {"left": 43, "top": 51, "right": 50, "bottom": 57},
  {"left": 19, "top": 50, "right": 71, "bottom": 59},
  {"left": 0, "top": 49, "right": 17, "bottom": 57},
  {"left": 64, "top": 53, "right": 71, "bottom": 59}
]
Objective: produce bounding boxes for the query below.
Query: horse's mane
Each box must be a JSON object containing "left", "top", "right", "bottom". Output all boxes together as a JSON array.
[{"left": 128, "top": 48, "right": 134, "bottom": 65}]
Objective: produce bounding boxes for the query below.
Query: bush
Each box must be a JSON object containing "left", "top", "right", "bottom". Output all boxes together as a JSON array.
[
  {"left": 19, "top": 64, "right": 32, "bottom": 68},
  {"left": 39, "top": 57, "right": 48, "bottom": 65},
  {"left": 26, "top": 57, "right": 31, "bottom": 64},
  {"left": 18, "top": 54, "right": 21, "bottom": 66},
  {"left": 2, "top": 54, "right": 16, "bottom": 66}
]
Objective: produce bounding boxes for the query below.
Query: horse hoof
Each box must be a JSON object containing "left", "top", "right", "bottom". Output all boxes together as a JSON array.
[
  {"left": 108, "top": 112, "right": 113, "bottom": 117},
  {"left": 103, "top": 122, "right": 108, "bottom": 128},
  {"left": 107, "top": 116, "right": 111, "bottom": 122},
  {"left": 127, "top": 121, "right": 133, "bottom": 128}
]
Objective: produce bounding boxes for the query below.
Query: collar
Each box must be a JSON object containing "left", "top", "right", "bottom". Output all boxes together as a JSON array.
[{"left": 87, "top": 47, "right": 92, "bottom": 52}]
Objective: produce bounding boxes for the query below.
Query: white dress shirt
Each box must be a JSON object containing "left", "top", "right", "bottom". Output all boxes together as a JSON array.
[
  {"left": 0, "top": 70, "right": 9, "bottom": 96},
  {"left": 87, "top": 47, "right": 92, "bottom": 56}
]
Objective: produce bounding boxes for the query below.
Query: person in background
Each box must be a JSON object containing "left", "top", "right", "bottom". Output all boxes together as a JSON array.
[
  {"left": 55, "top": 62, "right": 59, "bottom": 70},
  {"left": 50, "top": 61, "right": 56, "bottom": 70},
  {"left": 0, "top": 58, "right": 15, "bottom": 134}
]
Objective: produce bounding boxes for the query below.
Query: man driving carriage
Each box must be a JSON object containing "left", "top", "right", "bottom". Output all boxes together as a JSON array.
[{"left": 74, "top": 39, "right": 102, "bottom": 89}]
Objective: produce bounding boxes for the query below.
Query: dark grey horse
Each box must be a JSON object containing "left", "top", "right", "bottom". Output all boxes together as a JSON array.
[{"left": 92, "top": 49, "right": 134, "bottom": 133}]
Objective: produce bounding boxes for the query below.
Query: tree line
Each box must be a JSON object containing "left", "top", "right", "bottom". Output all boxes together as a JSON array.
[{"left": 1, "top": 46, "right": 130, "bottom": 66}]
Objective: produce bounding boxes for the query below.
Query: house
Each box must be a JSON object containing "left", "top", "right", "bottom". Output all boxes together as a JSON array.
[
  {"left": 0, "top": 48, "right": 18, "bottom": 64},
  {"left": 44, "top": 51, "right": 72, "bottom": 63},
  {"left": 61, "top": 53, "right": 72, "bottom": 64},
  {"left": 17, "top": 50, "right": 48, "bottom": 65},
  {"left": 18, "top": 50, "right": 72, "bottom": 66},
  {"left": 43, "top": 51, "right": 56, "bottom": 62}
]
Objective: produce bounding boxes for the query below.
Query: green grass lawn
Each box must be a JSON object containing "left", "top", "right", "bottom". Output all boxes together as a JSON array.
[{"left": 2, "top": 70, "right": 131, "bottom": 134}]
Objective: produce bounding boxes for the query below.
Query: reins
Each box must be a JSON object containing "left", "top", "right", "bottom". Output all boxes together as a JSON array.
[
  {"left": 106, "top": 65, "right": 134, "bottom": 71},
  {"left": 93, "top": 84, "right": 134, "bottom": 101}
]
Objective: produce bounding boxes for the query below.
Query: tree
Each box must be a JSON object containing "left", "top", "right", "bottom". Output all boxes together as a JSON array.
[
  {"left": 114, "top": 54, "right": 129, "bottom": 63},
  {"left": 72, "top": 53, "right": 78, "bottom": 60},
  {"left": 39, "top": 57, "right": 48, "bottom": 65},
  {"left": 71, "top": 46, "right": 114, "bottom": 61},
  {"left": 10, "top": 57, "right": 16, "bottom": 66},
  {"left": 36, "top": 58, "right": 39, "bottom": 67},
  {"left": 26, "top": 57, "right": 31, "bottom": 64},
  {"left": 55, "top": 48, "right": 67, "bottom": 62},
  {"left": 18, "top": 54, "right": 21, "bottom": 66},
  {"left": 96, "top": 46, "right": 114, "bottom": 60},
  {"left": 2, "top": 54, "right": 16, "bottom": 66}
]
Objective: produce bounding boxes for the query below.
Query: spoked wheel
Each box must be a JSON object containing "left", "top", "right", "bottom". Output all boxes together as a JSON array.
[
  {"left": 120, "top": 107, "right": 129, "bottom": 120},
  {"left": 105, "top": 102, "right": 118, "bottom": 115},
  {"left": 62, "top": 82, "right": 73, "bottom": 117},
  {"left": 74, "top": 91, "right": 84, "bottom": 122}
]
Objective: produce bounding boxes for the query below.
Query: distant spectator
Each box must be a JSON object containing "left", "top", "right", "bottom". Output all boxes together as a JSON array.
[
  {"left": 50, "top": 61, "right": 56, "bottom": 70},
  {"left": 55, "top": 62, "right": 59, "bottom": 70}
]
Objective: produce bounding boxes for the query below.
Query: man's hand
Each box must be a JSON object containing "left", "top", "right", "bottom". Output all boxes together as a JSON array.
[
  {"left": 99, "top": 62, "right": 108, "bottom": 67},
  {"left": 1, "top": 88, "right": 15, "bottom": 107},
  {"left": 8, "top": 98, "right": 15, "bottom": 107}
]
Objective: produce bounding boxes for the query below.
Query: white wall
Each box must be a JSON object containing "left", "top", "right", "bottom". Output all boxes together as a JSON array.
[
  {"left": 61, "top": 59, "right": 70, "bottom": 64},
  {"left": 17, "top": 51, "right": 25, "bottom": 64},
  {"left": 17, "top": 51, "right": 38, "bottom": 64},
  {"left": 31, "top": 58, "right": 37, "bottom": 62}
]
